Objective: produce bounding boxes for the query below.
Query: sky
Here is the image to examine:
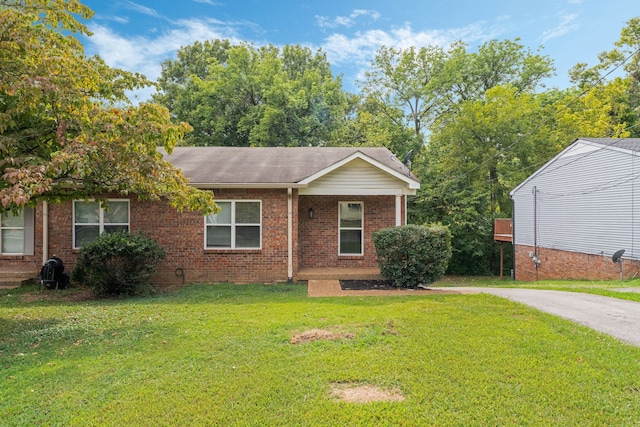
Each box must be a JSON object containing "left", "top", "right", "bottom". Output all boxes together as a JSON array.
[{"left": 80, "top": 0, "right": 638, "bottom": 101}]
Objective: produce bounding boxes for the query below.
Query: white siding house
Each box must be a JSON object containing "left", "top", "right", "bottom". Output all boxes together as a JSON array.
[{"left": 510, "top": 138, "right": 640, "bottom": 280}]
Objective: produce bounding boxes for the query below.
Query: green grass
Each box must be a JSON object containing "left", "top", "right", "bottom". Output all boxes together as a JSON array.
[{"left": 2, "top": 283, "right": 640, "bottom": 426}]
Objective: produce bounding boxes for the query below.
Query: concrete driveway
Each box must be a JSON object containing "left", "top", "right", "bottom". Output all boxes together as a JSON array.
[{"left": 451, "top": 288, "right": 640, "bottom": 347}]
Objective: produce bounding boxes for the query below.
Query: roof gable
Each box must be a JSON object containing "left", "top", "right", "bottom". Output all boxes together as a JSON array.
[{"left": 510, "top": 138, "right": 640, "bottom": 195}]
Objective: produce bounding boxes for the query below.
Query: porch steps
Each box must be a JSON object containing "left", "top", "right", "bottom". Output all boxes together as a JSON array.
[
  {"left": 297, "top": 267, "right": 383, "bottom": 281},
  {"left": 0, "top": 269, "right": 37, "bottom": 289}
]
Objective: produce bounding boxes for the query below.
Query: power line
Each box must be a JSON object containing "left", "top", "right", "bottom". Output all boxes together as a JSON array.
[{"left": 451, "top": 46, "right": 640, "bottom": 184}]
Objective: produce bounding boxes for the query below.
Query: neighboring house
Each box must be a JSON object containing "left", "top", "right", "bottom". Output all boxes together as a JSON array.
[
  {"left": 1, "top": 147, "right": 419, "bottom": 285},
  {"left": 511, "top": 137, "right": 640, "bottom": 281}
]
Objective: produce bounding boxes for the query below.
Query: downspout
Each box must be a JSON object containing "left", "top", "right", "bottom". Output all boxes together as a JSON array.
[
  {"left": 287, "top": 188, "right": 293, "bottom": 283},
  {"left": 511, "top": 196, "right": 516, "bottom": 280},
  {"left": 42, "top": 201, "right": 49, "bottom": 264},
  {"left": 533, "top": 186, "right": 539, "bottom": 280}
]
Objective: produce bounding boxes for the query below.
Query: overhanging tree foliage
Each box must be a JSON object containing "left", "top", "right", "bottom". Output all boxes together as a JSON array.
[{"left": 0, "top": 0, "right": 216, "bottom": 214}]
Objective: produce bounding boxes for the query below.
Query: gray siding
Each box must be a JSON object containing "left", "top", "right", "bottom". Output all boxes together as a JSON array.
[{"left": 512, "top": 141, "right": 640, "bottom": 259}]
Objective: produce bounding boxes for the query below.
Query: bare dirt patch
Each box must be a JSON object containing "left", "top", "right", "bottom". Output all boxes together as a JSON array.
[
  {"left": 19, "top": 286, "right": 94, "bottom": 303},
  {"left": 329, "top": 382, "right": 405, "bottom": 403},
  {"left": 290, "top": 329, "right": 354, "bottom": 344}
]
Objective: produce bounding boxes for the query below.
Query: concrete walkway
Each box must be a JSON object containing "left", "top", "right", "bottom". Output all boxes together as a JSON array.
[{"left": 448, "top": 287, "right": 640, "bottom": 347}]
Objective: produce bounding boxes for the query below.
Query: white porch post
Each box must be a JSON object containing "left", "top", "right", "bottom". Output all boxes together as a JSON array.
[
  {"left": 395, "top": 195, "right": 402, "bottom": 226},
  {"left": 42, "top": 201, "right": 49, "bottom": 264},
  {"left": 287, "top": 188, "right": 293, "bottom": 282}
]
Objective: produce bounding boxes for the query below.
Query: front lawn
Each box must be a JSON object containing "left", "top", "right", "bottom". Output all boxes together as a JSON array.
[{"left": 2, "top": 283, "right": 640, "bottom": 426}]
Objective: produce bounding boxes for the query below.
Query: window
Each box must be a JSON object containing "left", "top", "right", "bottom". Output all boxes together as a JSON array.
[
  {"left": 339, "top": 202, "right": 363, "bottom": 255},
  {"left": 205, "top": 201, "right": 261, "bottom": 249},
  {"left": 74, "top": 200, "right": 130, "bottom": 248},
  {"left": 1, "top": 211, "right": 24, "bottom": 254}
]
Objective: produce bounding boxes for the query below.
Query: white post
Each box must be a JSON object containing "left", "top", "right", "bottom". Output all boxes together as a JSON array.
[
  {"left": 395, "top": 195, "right": 402, "bottom": 226},
  {"left": 287, "top": 188, "right": 293, "bottom": 282},
  {"left": 42, "top": 201, "right": 48, "bottom": 264}
]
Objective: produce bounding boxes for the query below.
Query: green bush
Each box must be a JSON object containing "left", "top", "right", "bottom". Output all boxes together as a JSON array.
[
  {"left": 72, "top": 232, "right": 166, "bottom": 296},
  {"left": 372, "top": 224, "right": 452, "bottom": 288}
]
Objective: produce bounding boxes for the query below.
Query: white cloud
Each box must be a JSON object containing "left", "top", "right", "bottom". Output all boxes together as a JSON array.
[
  {"left": 193, "top": 0, "right": 220, "bottom": 5},
  {"left": 541, "top": 13, "right": 579, "bottom": 43},
  {"left": 86, "top": 19, "right": 243, "bottom": 83},
  {"left": 125, "top": 1, "right": 162, "bottom": 18},
  {"left": 320, "top": 22, "right": 494, "bottom": 67},
  {"left": 111, "top": 16, "right": 129, "bottom": 24},
  {"left": 316, "top": 9, "right": 381, "bottom": 29}
]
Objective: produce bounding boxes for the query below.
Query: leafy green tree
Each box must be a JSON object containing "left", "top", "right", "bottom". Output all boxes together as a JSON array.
[
  {"left": 330, "top": 94, "right": 422, "bottom": 156},
  {"left": 154, "top": 41, "right": 349, "bottom": 146},
  {"left": 359, "top": 45, "right": 450, "bottom": 143},
  {"left": 569, "top": 17, "right": 640, "bottom": 136},
  {"left": 154, "top": 39, "right": 232, "bottom": 113},
  {"left": 0, "top": 0, "right": 216, "bottom": 213},
  {"left": 445, "top": 39, "right": 554, "bottom": 103},
  {"left": 414, "top": 86, "right": 555, "bottom": 274}
]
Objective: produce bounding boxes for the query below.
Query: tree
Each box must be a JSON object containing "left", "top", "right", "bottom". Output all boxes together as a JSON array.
[
  {"left": 154, "top": 39, "right": 232, "bottom": 113},
  {"left": 445, "top": 39, "right": 554, "bottom": 103},
  {"left": 569, "top": 17, "right": 640, "bottom": 136},
  {"left": 358, "top": 45, "right": 450, "bottom": 143},
  {"left": 0, "top": 0, "right": 216, "bottom": 213},
  {"left": 154, "top": 42, "right": 349, "bottom": 146},
  {"left": 329, "top": 94, "right": 422, "bottom": 156}
]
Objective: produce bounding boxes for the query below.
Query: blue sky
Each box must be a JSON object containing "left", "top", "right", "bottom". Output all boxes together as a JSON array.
[{"left": 80, "top": 0, "right": 637, "bottom": 101}]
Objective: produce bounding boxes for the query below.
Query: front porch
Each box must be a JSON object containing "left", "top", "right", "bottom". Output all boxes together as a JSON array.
[{"left": 296, "top": 267, "right": 383, "bottom": 281}]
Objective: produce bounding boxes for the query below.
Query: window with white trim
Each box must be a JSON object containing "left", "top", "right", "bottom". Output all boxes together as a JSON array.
[
  {"left": 73, "top": 200, "right": 130, "bottom": 248},
  {"left": 205, "top": 201, "right": 261, "bottom": 249},
  {"left": 1, "top": 211, "right": 25, "bottom": 254},
  {"left": 339, "top": 201, "right": 363, "bottom": 255}
]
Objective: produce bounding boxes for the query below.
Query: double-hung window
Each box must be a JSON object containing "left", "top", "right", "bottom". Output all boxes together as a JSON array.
[
  {"left": 73, "top": 200, "right": 130, "bottom": 248},
  {"left": 206, "top": 201, "right": 261, "bottom": 249},
  {"left": 339, "top": 201, "right": 363, "bottom": 255},
  {"left": 1, "top": 211, "right": 25, "bottom": 255}
]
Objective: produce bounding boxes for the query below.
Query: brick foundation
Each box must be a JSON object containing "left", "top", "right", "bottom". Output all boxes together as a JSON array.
[{"left": 515, "top": 244, "right": 640, "bottom": 281}]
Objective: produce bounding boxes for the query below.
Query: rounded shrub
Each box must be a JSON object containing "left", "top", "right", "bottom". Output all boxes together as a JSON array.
[
  {"left": 372, "top": 224, "right": 452, "bottom": 288},
  {"left": 72, "top": 231, "right": 166, "bottom": 296}
]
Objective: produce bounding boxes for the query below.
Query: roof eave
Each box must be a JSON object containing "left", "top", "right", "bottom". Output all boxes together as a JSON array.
[{"left": 190, "top": 183, "right": 308, "bottom": 189}]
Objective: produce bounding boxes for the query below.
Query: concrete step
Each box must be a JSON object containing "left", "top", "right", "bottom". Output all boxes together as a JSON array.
[
  {"left": 297, "top": 267, "right": 383, "bottom": 281},
  {"left": 0, "top": 269, "right": 37, "bottom": 289}
]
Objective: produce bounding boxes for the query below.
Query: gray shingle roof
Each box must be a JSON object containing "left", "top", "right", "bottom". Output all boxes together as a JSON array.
[
  {"left": 160, "top": 146, "right": 417, "bottom": 185},
  {"left": 579, "top": 138, "right": 640, "bottom": 152}
]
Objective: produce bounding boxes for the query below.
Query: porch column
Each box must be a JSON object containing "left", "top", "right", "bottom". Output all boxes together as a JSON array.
[
  {"left": 287, "top": 188, "right": 293, "bottom": 282},
  {"left": 42, "top": 201, "right": 49, "bottom": 264},
  {"left": 395, "top": 195, "right": 402, "bottom": 226}
]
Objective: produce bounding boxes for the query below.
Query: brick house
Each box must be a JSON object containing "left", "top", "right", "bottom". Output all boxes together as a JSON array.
[
  {"left": 511, "top": 137, "right": 640, "bottom": 281},
  {"left": 1, "top": 147, "right": 419, "bottom": 286}
]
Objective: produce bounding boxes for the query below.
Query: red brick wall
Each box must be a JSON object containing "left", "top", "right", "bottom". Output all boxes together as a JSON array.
[
  {"left": 14, "top": 191, "right": 401, "bottom": 286},
  {"left": 298, "top": 195, "right": 398, "bottom": 269},
  {"left": 45, "top": 189, "right": 293, "bottom": 286},
  {"left": 515, "top": 244, "right": 640, "bottom": 281}
]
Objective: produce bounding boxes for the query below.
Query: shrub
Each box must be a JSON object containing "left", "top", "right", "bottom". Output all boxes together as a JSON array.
[
  {"left": 72, "top": 232, "right": 166, "bottom": 296},
  {"left": 372, "top": 224, "right": 452, "bottom": 288}
]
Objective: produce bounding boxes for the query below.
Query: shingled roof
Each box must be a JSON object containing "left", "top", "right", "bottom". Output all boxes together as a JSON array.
[
  {"left": 579, "top": 138, "right": 640, "bottom": 152},
  {"left": 161, "top": 146, "right": 418, "bottom": 187}
]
